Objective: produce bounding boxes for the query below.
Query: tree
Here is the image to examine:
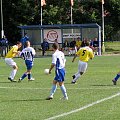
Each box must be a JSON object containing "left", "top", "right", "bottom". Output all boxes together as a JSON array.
[
  {"left": 1, "top": 0, "right": 35, "bottom": 43},
  {"left": 0, "top": 0, "right": 120, "bottom": 43}
]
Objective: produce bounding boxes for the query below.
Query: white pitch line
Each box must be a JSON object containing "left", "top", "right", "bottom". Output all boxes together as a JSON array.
[
  {"left": 44, "top": 92, "right": 120, "bottom": 120},
  {"left": 0, "top": 86, "right": 120, "bottom": 90}
]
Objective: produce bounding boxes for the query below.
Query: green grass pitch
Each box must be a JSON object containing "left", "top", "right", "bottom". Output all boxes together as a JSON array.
[{"left": 0, "top": 55, "right": 120, "bottom": 120}]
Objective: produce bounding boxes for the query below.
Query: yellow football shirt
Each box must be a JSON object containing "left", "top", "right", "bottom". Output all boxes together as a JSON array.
[
  {"left": 5, "top": 45, "right": 18, "bottom": 58},
  {"left": 76, "top": 46, "right": 94, "bottom": 62},
  {"left": 76, "top": 40, "right": 81, "bottom": 48}
]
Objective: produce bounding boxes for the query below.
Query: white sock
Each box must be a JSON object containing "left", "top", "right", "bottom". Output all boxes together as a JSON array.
[
  {"left": 10, "top": 69, "right": 17, "bottom": 79},
  {"left": 50, "top": 84, "right": 57, "bottom": 97},
  {"left": 60, "top": 85, "right": 68, "bottom": 98}
]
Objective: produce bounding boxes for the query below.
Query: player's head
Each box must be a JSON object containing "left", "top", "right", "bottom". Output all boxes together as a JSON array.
[
  {"left": 77, "top": 37, "right": 80, "bottom": 41},
  {"left": 52, "top": 42, "right": 59, "bottom": 50},
  {"left": 16, "top": 41, "right": 22, "bottom": 48},
  {"left": 84, "top": 40, "right": 90, "bottom": 46},
  {"left": 81, "top": 41, "right": 86, "bottom": 47},
  {"left": 25, "top": 41, "right": 30, "bottom": 47},
  {"left": 81, "top": 40, "right": 90, "bottom": 47}
]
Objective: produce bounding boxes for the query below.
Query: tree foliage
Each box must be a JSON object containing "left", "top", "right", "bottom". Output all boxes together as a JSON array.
[{"left": 0, "top": 0, "right": 120, "bottom": 43}]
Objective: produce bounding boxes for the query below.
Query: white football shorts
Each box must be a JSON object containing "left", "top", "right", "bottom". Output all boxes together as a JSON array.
[
  {"left": 78, "top": 60, "right": 88, "bottom": 73},
  {"left": 5, "top": 58, "right": 17, "bottom": 67}
]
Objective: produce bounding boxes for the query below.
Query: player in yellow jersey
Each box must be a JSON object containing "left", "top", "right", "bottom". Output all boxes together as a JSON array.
[
  {"left": 5, "top": 41, "right": 22, "bottom": 82},
  {"left": 76, "top": 37, "right": 82, "bottom": 50},
  {"left": 71, "top": 40, "right": 94, "bottom": 84}
]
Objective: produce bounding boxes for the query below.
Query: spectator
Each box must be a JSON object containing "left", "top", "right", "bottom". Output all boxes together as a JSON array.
[
  {"left": 20, "top": 33, "right": 29, "bottom": 49},
  {"left": 63, "top": 39, "right": 69, "bottom": 51},
  {"left": 54, "top": 39, "right": 58, "bottom": 43},
  {"left": 90, "top": 37, "right": 99, "bottom": 55},
  {"left": 76, "top": 37, "right": 82, "bottom": 50},
  {"left": 69, "top": 39, "right": 76, "bottom": 55},
  {"left": 70, "top": 39, "right": 76, "bottom": 48},
  {"left": 0, "top": 35, "right": 8, "bottom": 57},
  {"left": 41, "top": 38, "right": 49, "bottom": 56}
]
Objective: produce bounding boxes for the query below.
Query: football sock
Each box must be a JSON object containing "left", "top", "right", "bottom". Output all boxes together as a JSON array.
[
  {"left": 21, "top": 73, "right": 28, "bottom": 80},
  {"left": 28, "top": 74, "right": 31, "bottom": 79},
  {"left": 60, "top": 85, "right": 68, "bottom": 98},
  {"left": 10, "top": 69, "right": 17, "bottom": 79},
  {"left": 73, "top": 73, "right": 80, "bottom": 82},
  {"left": 114, "top": 74, "right": 120, "bottom": 81},
  {"left": 50, "top": 84, "right": 57, "bottom": 97}
]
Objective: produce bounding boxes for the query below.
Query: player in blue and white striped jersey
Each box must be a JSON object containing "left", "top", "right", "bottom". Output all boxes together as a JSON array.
[
  {"left": 46, "top": 43, "right": 68, "bottom": 100},
  {"left": 18, "top": 41, "right": 36, "bottom": 82}
]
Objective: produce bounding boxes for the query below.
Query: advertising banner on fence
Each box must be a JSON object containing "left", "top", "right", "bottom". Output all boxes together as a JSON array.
[
  {"left": 63, "top": 33, "right": 81, "bottom": 39},
  {"left": 44, "top": 29, "right": 62, "bottom": 43}
]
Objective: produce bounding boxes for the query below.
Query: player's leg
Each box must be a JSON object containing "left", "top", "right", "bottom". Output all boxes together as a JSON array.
[
  {"left": 71, "top": 61, "right": 87, "bottom": 84},
  {"left": 19, "top": 60, "right": 34, "bottom": 82},
  {"left": 19, "top": 70, "right": 35, "bottom": 82},
  {"left": 19, "top": 60, "right": 28, "bottom": 81},
  {"left": 58, "top": 69, "right": 68, "bottom": 100},
  {"left": 27, "top": 61, "right": 35, "bottom": 81},
  {"left": 46, "top": 80, "right": 57, "bottom": 100},
  {"left": 28, "top": 71, "right": 35, "bottom": 81},
  {"left": 112, "top": 72, "right": 120, "bottom": 85},
  {"left": 19, "top": 71, "right": 28, "bottom": 82},
  {"left": 46, "top": 71, "right": 58, "bottom": 100},
  {"left": 5, "top": 58, "right": 18, "bottom": 82},
  {"left": 71, "top": 61, "right": 82, "bottom": 83},
  {"left": 10, "top": 65, "right": 18, "bottom": 80},
  {"left": 59, "top": 82, "right": 68, "bottom": 100},
  {"left": 19, "top": 61, "right": 29, "bottom": 81}
]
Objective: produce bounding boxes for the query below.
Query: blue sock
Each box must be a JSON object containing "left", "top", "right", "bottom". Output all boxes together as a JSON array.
[
  {"left": 50, "top": 84, "right": 57, "bottom": 97},
  {"left": 21, "top": 73, "right": 27, "bottom": 80},
  {"left": 28, "top": 74, "right": 31, "bottom": 80},
  {"left": 60, "top": 85, "right": 67, "bottom": 98},
  {"left": 114, "top": 74, "right": 120, "bottom": 81}
]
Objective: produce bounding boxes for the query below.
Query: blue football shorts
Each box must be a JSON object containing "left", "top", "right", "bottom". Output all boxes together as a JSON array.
[
  {"left": 25, "top": 60, "right": 33, "bottom": 70},
  {"left": 54, "top": 68, "right": 65, "bottom": 82}
]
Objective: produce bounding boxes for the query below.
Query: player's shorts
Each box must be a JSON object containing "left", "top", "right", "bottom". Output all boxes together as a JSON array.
[
  {"left": 5, "top": 58, "right": 16, "bottom": 67},
  {"left": 25, "top": 60, "right": 33, "bottom": 70},
  {"left": 54, "top": 68, "right": 65, "bottom": 82},
  {"left": 78, "top": 60, "right": 88, "bottom": 73}
]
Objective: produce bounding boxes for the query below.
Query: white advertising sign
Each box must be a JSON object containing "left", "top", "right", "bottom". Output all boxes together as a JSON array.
[
  {"left": 44, "top": 29, "right": 62, "bottom": 43},
  {"left": 63, "top": 33, "right": 81, "bottom": 38}
]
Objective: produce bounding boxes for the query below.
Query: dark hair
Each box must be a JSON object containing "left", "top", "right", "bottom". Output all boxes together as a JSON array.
[
  {"left": 16, "top": 41, "right": 22, "bottom": 45},
  {"left": 85, "top": 40, "right": 90, "bottom": 46},
  {"left": 52, "top": 43, "right": 59, "bottom": 50},
  {"left": 80, "top": 41, "right": 85, "bottom": 47},
  {"left": 81, "top": 40, "right": 90, "bottom": 47}
]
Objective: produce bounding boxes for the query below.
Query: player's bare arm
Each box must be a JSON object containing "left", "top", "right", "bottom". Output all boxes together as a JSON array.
[
  {"left": 72, "top": 54, "right": 77, "bottom": 62},
  {"left": 49, "top": 64, "right": 55, "bottom": 74}
]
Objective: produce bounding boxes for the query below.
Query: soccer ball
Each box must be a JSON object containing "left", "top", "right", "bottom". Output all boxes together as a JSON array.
[{"left": 44, "top": 69, "right": 49, "bottom": 74}]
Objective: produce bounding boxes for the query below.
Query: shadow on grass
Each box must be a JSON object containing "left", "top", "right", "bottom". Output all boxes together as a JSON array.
[
  {"left": 0, "top": 82, "right": 12, "bottom": 83},
  {"left": 1, "top": 98, "right": 46, "bottom": 103}
]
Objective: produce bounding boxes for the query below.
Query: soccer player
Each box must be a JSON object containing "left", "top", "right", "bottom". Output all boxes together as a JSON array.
[
  {"left": 46, "top": 43, "right": 68, "bottom": 100},
  {"left": 5, "top": 41, "right": 22, "bottom": 82},
  {"left": 18, "top": 41, "right": 36, "bottom": 82},
  {"left": 71, "top": 40, "right": 94, "bottom": 84}
]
